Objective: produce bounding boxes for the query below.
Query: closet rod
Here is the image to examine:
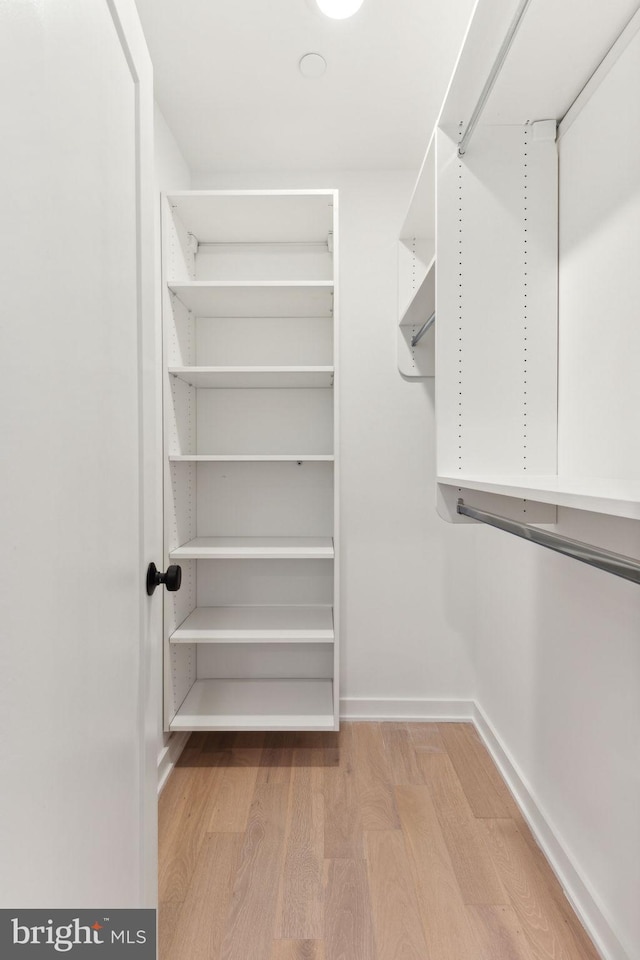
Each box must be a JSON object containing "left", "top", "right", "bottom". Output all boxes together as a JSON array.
[
  {"left": 196, "top": 240, "right": 329, "bottom": 247},
  {"left": 457, "top": 0, "right": 533, "bottom": 157},
  {"left": 411, "top": 312, "right": 435, "bottom": 347},
  {"left": 456, "top": 499, "right": 640, "bottom": 585}
]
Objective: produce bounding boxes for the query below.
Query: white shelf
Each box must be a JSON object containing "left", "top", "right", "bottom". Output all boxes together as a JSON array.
[
  {"left": 169, "top": 536, "right": 335, "bottom": 560},
  {"left": 170, "top": 454, "right": 334, "bottom": 463},
  {"left": 170, "top": 605, "right": 334, "bottom": 644},
  {"left": 169, "top": 678, "right": 336, "bottom": 732},
  {"left": 168, "top": 366, "right": 334, "bottom": 389},
  {"left": 167, "top": 281, "right": 334, "bottom": 317},
  {"left": 167, "top": 191, "right": 335, "bottom": 244},
  {"left": 438, "top": 474, "right": 640, "bottom": 520},
  {"left": 399, "top": 256, "right": 435, "bottom": 329},
  {"left": 169, "top": 454, "right": 334, "bottom": 462},
  {"left": 439, "top": 0, "right": 640, "bottom": 129}
]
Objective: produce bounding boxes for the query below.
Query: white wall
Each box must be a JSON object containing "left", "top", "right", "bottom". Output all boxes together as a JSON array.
[
  {"left": 474, "top": 31, "right": 640, "bottom": 960},
  {"left": 191, "top": 169, "right": 478, "bottom": 714},
  {"left": 475, "top": 512, "right": 640, "bottom": 959},
  {"left": 153, "top": 104, "right": 190, "bottom": 770},
  {"left": 154, "top": 103, "right": 191, "bottom": 199}
]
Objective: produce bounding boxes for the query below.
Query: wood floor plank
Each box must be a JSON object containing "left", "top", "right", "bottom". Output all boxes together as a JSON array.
[
  {"left": 467, "top": 905, "right": 535, "bottom": 960},
  {"left": 439, "top": 723, "right": 515, "bottom": 818},
  {"left": 158, "top": 901, "right": 183, "bottom": 960},
  {"left": 481, "top": 819, "right": 600, "bottom": 960},
  {"left": 324, "top": 859, "right": 377, "bottom": 960},
  {"left": 352, "top": 723, "right": 399, "bottom": 831},
  {"left": 159, "top": 767, "right": 223, "bottom": 902},
  {"left": 207, "top": 748, "right": 263, "bottom": 832},
  {"left": 199, "top": 732, "right": 266, "bottom": 768},
  {"left": 323, "top": 724, "right": 364, "bottom": 859},
  {"left": 256, "top": 732, "right": 295, "bottom": 786},
  {"left": 396, "top": 785, "right": 480, "bottom": 960},
  {"left": 407, "top": 722, "right": 446, "bottom": 752},
  {"left": 289, "top": 732, "right": 337, "bottom": 752},
  {"left": 158, "top": 767, "right": 193, "bottom": 864},
  {"left": 175, "top": 731, "right": 207, "bottom": 767},
  {"left": 219, "top": 783, "right": 290, "bottom": 960},
  {"left": 319, "top": 732, "right": 340, "bottom": 769},
  {"left": 504, "top": 819, "right": 605, "bottom": 960},
  {"left": 380, "top": 723, "right": 424, "bottom": 785},
  {"left": 365, "top": 831, "right": 431, "bottom": 960},
  {"left": 168, "top": 832, "right": 243, "bottom": 960},
  {"left": 159, "top": 722, "right": 603, "bottom": 960},
  {"left": 175, "top": 732, "right": 237, "bottom": 769},
  {"left": 201, "top": 731, "right": 235, "bottom": 751},
  {"left": 270, "top": 941, "right": 325, "bottom": 960},
  {"left": 189, "top": 731, "right": 211, "bottom": 748},
  {"left": 232, "top": 731, "right": 267, "bottom": 750},
  {"left": 276, "top": 749, "right": 325, "bottom": 939},
  {"left": 417, "top": 750, "right": 507, "bottom": 905}
]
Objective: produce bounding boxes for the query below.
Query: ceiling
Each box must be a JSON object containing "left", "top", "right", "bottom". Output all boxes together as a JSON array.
[{"left": 134, "top": 0, "right": 475, "bottom": 176}]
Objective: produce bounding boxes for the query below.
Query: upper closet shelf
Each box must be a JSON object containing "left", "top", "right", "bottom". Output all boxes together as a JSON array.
[
  {"left": 167, "top": 190, "right": 335, "bottom": 244},
  {"left": 399, "top": 256, "right": 436, "bottom": 329},
  {"left": 438, "top": 475, "right": 640, "bottom": 520},
  {"left": 168, "top": 281, "right": 334, "bottom": 317},
  {"left": 168, "top": 366, "right": 334, "bottom": 389},
  {"left": 170, "top": 536, "right": 335, "bottom": 560},
  {"left": 438, "top": 0, "right": 639, "bottom": 131},
  {"left": 169, "top": 455, "right": 334, "bottom": 463}
]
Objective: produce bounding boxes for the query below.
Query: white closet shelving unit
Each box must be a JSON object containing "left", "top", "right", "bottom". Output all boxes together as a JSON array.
[
  {"left": 162, "top": 190, "right": 339, "bottom": 731},
  {"left": 401, "top": 0, "right": 640, "bottom": 523}
]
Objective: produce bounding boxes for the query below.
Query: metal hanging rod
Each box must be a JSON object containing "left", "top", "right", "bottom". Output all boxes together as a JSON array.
[
  {"left": 457, "top": 500, "right": 640, "bottom": 585},
  {"left": 195, "top": 240, "right": 331, "bottom": 247},
  {"left": 458, "top": 0, "right": 534, "bottom": 157},
  {"left": 411, "top": 312, "right": 436, "bottom": 347}
]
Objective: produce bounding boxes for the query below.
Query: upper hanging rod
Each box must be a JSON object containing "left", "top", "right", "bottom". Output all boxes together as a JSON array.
[
  {"left": 195, "top": 239, "right": 331, "bottom": 247},
  {"left": 411, "top": 312, "right": 435, "bottom": 347},
  {"left": 457, "top": 0, "right": 534, "bottom": 157},
  {"left": 457, "top": 499, "right": 640, "bottom": 585}
]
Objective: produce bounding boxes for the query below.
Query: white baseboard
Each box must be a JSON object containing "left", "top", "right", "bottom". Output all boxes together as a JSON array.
[
  {"left": 473, "top": 704, "right": 628, "bottom": 960},
  {"left": 157, "top": 732, "right": 190, "bottom": 796},
  {"left": 339, "top": 697, "right": 475, "bottom": 721}
]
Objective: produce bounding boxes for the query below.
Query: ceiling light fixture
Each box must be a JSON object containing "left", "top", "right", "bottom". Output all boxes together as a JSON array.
[{"left": 315, "top": 0, "right": 364, "bottom": 20}]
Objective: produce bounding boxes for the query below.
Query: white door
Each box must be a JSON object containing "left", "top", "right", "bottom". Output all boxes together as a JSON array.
[{"left": 0, "top": 0, "right": 160, "bottom": 907}]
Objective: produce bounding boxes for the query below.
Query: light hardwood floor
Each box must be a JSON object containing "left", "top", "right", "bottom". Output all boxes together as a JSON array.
[{"left": 159, "top": 722, "right": 600, "bottom": 960}]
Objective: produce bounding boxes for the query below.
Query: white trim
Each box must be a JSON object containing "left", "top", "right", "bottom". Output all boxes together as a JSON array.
[
  {"left": 339, "top": 697, "right": 475, "bottom": 721},
  {"left": 558, "top": 6, "right": 640, "bottom": 141},
  {"left": 473, "top": 704, "right": 628, "bottom": 960},
  {"left": 166, "top": 189, "right": 337, "bottom": 198},
  {"left": 157, "top": 733, "right": 191, "bottom": 796},
  {"left": 106, "top": 0, "right": 158, "bottom": 909}
]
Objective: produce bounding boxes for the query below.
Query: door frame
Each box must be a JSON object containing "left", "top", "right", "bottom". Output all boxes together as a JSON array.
[{"left": 108, "top": 0, "right": 161, "bottom": 907}]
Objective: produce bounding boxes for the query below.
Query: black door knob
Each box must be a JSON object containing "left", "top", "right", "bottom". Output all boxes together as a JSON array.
[{"left": 146, "top": 562, "right": 182, "bottom": 596}]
